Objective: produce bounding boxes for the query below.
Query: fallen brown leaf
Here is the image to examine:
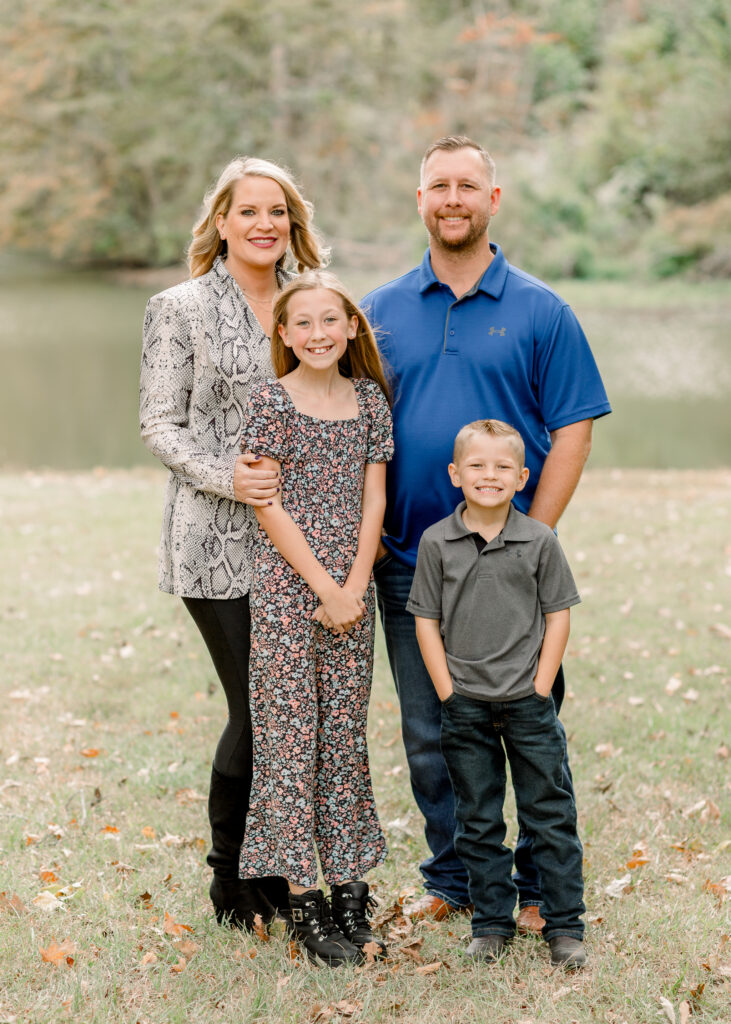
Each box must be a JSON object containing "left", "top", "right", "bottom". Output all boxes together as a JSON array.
[
  {"left": 361, "top": 939, "right": 383, "bottom": 964},
  {"left": 174, "top": 939, "right": 200, "bottom": 959},
  {"left": 80, "top": 749, "right": 100, "bottom": 758},
  {"left": 251, "top": 912, "right": 269, "bottom": 942},
  {"left": 140, "top": 950, "right": 158, "bottom": 966},
  {"left": 170, "top": 956, "right": 187, "bottom": 974},
  {"left": 687, "top": 982, "right": 705, "bottom": 1011},
  {"left": 333, "top": 1000, "right": 362, "bottom": 1017},
  {"left": 371, "top": 900, "right": 407, "bottom": 929},
  {"left": 605, "top": 874, "right": 632, "bottom": 898},
  {"left": 110, "top": 861, "right": 136, "bottom": 875},
  {"left": 40, "top": 939, "right": 76, "bottom": 967},
  {"left": 163, "top": 911, "right": 193, "bottom": 937},
  {"left": 0, "top": 892, "right": 27, "bottom": 916},
  {"left": 709, "top": 622, "right": 731, "bottom": 640},
  {"left": 700, "top": 800, "right": 721, "bottom": 823},
  {"left": 626, "top": 847, "right": 651, "bottom": 869},
  {"left": 32, "top": 891, "right": 64, "bottom": 912},
  {"left": 141, "top": 826, "right": 156, "bottom": 839},
  {"left": 703, "top": 878, "right": 729, "bottom": 904},
  {"left": 174, "top": 942, "right": 199, "bottom": 958},
  {"left": 414, "top": 961, "right": 442, "bottom": 974},
  {"left": 595, "top": 742, "right": 621, "bottom": 759},
  {"left": 552, "top": 985, "right": 572, "bottom": 1001},
  {"left": 175, "top": 788, "right": 206, "bottom": 805},
  {"left": 400, "top": 944, "right": 424, "bottom": 965}
]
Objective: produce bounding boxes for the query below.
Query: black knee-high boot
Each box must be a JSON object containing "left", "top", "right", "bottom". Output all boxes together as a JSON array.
[{"left": 207, "top": 765, "right": 288, "bottom": 929}]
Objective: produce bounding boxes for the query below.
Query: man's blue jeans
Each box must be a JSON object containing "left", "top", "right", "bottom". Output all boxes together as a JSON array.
[
  {"left": 441, "top": 690, "right": 585, "bottom": 939},
  {"left": 374, "top": 552, "right": 573, "bottom": 910}
]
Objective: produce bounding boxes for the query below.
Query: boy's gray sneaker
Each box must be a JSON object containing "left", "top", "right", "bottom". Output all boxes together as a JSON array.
[
  {"left": 548, "top": 936, "right": 586, "bottom": 969},
  {"left": 465, "top": 934, "right": 508, "bottom": 961}
]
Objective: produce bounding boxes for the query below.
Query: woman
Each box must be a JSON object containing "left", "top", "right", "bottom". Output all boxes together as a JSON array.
[{"left": 140, "top": 156, "right": 326, "bottom": 931}]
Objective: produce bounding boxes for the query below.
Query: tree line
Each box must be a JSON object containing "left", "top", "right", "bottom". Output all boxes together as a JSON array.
[{"left": 2, "top": 0, "right": 729, "bottom": 279}]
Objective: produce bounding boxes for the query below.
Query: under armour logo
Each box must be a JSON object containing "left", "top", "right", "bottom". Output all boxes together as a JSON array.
[{"left": 488, "top": 327, "right": 506, "bottom": 336}]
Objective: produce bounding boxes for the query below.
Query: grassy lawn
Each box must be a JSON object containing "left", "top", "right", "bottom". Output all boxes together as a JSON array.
[{"left": 0, "top": 468, "right": 729, "bottom": 1023}]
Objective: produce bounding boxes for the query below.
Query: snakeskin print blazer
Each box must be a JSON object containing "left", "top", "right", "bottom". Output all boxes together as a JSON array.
[{"left": 140, "top": 256, "right": 292, "bottom": 598}]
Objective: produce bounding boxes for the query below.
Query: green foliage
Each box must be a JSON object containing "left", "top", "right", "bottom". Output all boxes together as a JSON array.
[{"left": 1, "top": 0, "right": 729, "bottom": 278}]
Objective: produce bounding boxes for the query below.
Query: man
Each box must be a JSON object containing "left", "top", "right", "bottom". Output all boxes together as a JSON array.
[{"left": 363, "top": 136, "right": 610, "bottom": 927}]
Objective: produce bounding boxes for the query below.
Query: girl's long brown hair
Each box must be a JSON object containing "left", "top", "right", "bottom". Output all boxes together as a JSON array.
[{"left": 271, "top": 271, "right": 392, "bottom": 405}]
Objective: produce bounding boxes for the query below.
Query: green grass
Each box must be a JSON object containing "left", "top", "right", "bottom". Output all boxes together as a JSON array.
[{"left": 1, "top": 468, "right": 729, "bottom": 1023}]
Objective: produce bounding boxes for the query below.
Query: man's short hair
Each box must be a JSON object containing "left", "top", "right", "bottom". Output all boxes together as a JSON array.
[
  {"left": 452, "top": 419, "right": 525, "bottom": 467},
  {"left": 420, "top": 136, "right": 496, "bottom": 188}
]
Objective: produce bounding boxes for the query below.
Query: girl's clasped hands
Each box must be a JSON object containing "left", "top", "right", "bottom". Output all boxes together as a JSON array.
[{"left": 313, "top": 584, "right": 366, "bottom": 634}]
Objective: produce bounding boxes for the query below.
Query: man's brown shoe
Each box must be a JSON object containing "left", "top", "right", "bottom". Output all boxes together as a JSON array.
[
  {"left": 516, "top": 904, "right": 545, "bottom": 934},
  {"left": 403, "top": 893, "right": 471, "bottom": 922}
]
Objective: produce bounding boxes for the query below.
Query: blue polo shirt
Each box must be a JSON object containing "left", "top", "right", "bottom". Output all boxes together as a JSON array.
[{"left": 362, "top": 244, "right": 611, "bottom": 567}]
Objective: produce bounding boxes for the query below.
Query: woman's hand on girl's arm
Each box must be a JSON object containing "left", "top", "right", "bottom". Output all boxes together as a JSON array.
[
  {"left": 233, "top": 452, "right": 280, "bottom": 506},
  {"left": 344, "top": 463, "right": 387, "bottom": 597}
]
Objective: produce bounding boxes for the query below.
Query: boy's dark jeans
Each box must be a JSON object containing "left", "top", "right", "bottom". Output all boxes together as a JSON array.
[{"left": 441, "top": 691, "right": 585, "bottom": 941}]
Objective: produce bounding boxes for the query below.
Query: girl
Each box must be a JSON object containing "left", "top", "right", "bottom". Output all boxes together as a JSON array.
[
  {"left": 140, "top": 157, "right": 326, "bottom": 933},
  {"left": 239, "top": 271, "right": 393, "bottom": 965}
]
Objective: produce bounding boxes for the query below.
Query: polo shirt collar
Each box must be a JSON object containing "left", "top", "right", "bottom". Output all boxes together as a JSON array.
[
  {"left": 444, "top": 502, "right": 533, "bottom": 545},
  {"left": 417, "top": 243, "right": 509, "bottom": 299}
]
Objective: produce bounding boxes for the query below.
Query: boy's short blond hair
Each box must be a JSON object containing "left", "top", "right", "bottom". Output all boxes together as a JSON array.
[{"left": 452, "top": 419, "right": 525, "bottom": 467}]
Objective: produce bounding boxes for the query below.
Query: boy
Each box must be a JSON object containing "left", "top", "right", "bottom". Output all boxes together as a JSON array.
[{"left": 406, "top": 419, "right": 586, "bottom": 968}]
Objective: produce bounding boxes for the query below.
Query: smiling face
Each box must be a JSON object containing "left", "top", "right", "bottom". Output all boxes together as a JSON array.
[
  {"left": 417, "top": 147, "right": 500, "bottom": 254},
  {"left": 278, "top": 288, "right": 358, "bottom": 372},
  {"left": 448, "top": 433, "right": 529, "bottom": 511},
  {"left": 215, "top": 175, "right": 290, "bottom": 275}
]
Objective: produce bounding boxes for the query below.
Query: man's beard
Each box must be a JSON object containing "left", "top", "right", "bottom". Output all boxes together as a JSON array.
[{"left": 430, "top": 210, "right": 490, "bottom": 253}]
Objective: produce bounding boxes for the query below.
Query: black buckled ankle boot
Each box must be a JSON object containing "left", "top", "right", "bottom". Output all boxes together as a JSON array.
[
  {"left": 207, "top": 764, "right": 277, "bottom": 930},
  {"left": 331, "top": 881, "right": 387, "bottom": 957},
  {"left": 288, "top": 889, "right": 363, "bottom": 966}
]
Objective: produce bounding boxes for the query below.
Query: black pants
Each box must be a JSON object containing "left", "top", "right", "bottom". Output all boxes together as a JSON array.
[{"left": 182, "top": 595, "right": 254, "bottom": 780}]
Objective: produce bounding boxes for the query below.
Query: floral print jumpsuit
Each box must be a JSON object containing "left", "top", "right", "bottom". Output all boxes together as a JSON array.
[{"left": 239, "top": 377, "right": 393, "bottom": 886}]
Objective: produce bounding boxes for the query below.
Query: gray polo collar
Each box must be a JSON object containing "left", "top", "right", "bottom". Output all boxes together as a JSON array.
[{"left": 444, "top": 502, "right": 534, "bottom": 548}]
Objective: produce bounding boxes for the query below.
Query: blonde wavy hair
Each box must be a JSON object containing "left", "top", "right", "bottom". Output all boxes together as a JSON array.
[
  {"left": 271, "top": 271, "right": 391, "bottom": 405},
  {"left": 187, "top": 156, "right": 328, "bottom": 278}
]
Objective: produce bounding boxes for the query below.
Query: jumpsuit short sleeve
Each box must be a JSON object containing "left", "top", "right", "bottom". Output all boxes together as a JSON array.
[
  {"left": 241, "top": 379, "right": 291, "bottom": 464},
  {"left": 358, "top": 379, "right": 394, "bottom": 464}
]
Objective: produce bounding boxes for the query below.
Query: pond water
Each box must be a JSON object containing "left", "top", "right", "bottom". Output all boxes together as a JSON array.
[{"left": 2, "top": 258, "right": 729, "bottom": 469}]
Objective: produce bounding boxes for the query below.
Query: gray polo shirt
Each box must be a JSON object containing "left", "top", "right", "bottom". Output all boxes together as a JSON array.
[{"left": 406, "top": 502, "right": 580, "bottom": 702}]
